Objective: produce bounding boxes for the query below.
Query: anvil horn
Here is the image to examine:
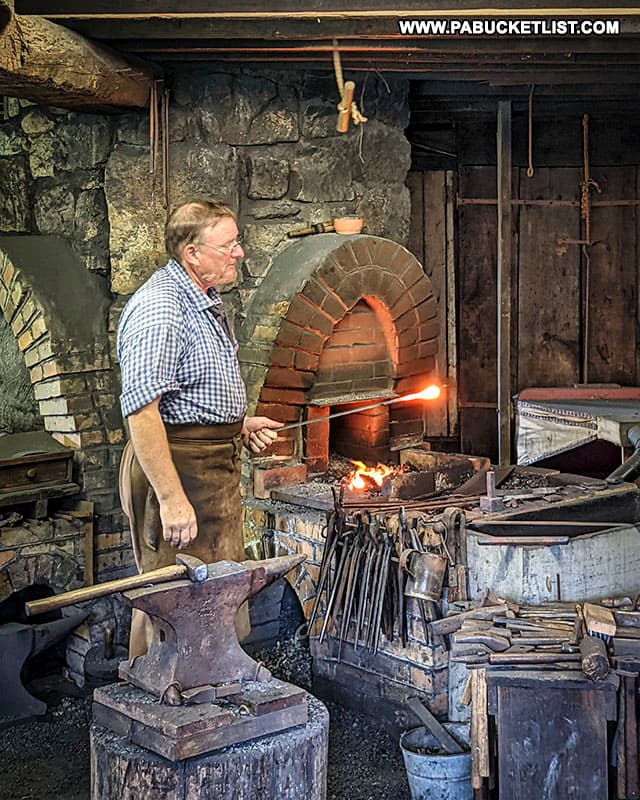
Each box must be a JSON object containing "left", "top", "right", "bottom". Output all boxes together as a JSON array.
[{"left": 241, "top": 554, "right": 307, "bottom": 599}]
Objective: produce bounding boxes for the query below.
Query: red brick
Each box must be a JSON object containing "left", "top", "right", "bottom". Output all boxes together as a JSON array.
[
  {"left": 415, "top": 298, "right": 438, "bottom": 324},
  {"left": 260, "top": 387, "right": 307, "bottom": 405},
  {"left": 390, "top": 292, "right": 414, "bottom": 320},
  {"left": 398, "top": 326, "right": 418, "bottom": 348},
  {"left": 389, "top": 418, "right": 423, "bottom": 438},
  {"left": 418, "top": 323, "right": 440, "bottom": 347},
  {"left": 294, "top": 349, "right": 320, "bottom": 372},
  {"left": 300, "top": 279, "right": 328, "bottom": 310},
  {"left": 286, "top": 296, "right": 334, "bottom": 336},
  {"left": 255, "top": 402, "right": 300, "bottom": 422},
  {"left": 395, "top": 374, "right": 433, "bottom": 395},
  {"left": 264, "top": 366, "right": 314, "bottom": 390},
  {"left": 253, "top": 463, "right": 308, "bottom": 499},
  {"left": 334, "top": 273, "right": 363, "bottom": 309},
  {"left": 277, "top": 320, "right": 325, "bottom": 353},
  {"left": 269, "top": 346, "right": 295, "bottom": 368},
  {"left": 394, "top": 307, "right": 419, "bottom": 334},
  {"left": 320, "top": 291, "right": 348, "bottom": 322},
  {"left": 407, "top": 280, "right": 433, "bottom": 308},
  {"left": 396, "top": 355, "right": 435, "bottom": 379},
  {"left": 261, "top": 437, "right": 297, "bottom": 459},
  {"left": 399, "top": 260, "right": 427, "bottom": 289}
]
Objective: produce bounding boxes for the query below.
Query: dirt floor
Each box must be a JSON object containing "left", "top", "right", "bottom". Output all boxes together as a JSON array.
[{"left": 0, "top": 592, "right": 411, "bottom": 800}]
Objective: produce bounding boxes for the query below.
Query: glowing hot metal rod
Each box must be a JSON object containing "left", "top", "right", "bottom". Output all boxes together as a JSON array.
[{"left": 277, "top": 384, "right": 442, "bottom": 432}]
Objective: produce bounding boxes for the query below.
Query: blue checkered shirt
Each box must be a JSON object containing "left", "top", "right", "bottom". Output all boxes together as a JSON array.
[{"left": 117, "top": 259, "right": 247, "bottom": 424}]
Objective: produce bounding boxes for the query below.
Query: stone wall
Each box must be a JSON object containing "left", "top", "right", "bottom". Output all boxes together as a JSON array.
[
  {"left": 106, "top": 66, "right": 412, "bottom": 324},
  {"left": 0, "top": 65, "right": 413, "bottom": 585}
]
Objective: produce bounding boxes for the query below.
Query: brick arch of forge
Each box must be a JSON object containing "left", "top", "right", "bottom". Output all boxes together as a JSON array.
[
  {"left": 0, "top": 236, "right": 122, "bottom": 460},
  {"left": 238, "top": 234, "right": 438, "bottom": 464}
]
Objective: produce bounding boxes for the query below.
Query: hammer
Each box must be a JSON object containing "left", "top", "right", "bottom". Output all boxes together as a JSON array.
[{"left": 24, "top": 554, "right": 207, "bottom": 617}]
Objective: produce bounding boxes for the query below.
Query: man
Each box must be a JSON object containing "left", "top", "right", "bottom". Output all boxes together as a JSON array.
[{"left": 118, "top": 199, "right": 282, "bottom": 656}]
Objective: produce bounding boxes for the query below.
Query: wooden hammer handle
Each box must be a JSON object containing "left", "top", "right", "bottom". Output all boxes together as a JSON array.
[{"left": 25, "top": 564, "right": 188, "bottom": 617}]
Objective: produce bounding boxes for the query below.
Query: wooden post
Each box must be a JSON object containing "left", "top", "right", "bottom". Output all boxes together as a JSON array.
[{"left": 496, "top": 101, "right": 513, "bottom": 465}]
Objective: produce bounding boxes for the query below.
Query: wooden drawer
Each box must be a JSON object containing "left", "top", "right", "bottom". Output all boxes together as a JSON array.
[{"left": 0, "top": 451, "right": 73, "bottom": 491}]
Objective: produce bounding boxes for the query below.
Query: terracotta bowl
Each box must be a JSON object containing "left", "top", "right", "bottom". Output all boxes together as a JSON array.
[{"left": 333, "top": 216, "right": 364, "bottom": 234}]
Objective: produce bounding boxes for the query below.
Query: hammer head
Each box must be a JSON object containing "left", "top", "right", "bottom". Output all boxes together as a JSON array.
[{"left": 176, "top": 553, "right": 208, "bottom": 582}]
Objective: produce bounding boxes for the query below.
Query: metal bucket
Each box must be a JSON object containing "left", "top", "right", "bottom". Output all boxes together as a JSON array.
[
  {"left": 400, "top": 724, "right": 472, "bottom": 800},
  {"left": 403, "top": 549, "right": 448, "bottom": 601}
]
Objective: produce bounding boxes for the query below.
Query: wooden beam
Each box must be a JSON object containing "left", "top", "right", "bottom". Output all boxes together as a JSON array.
[
  {"left": 0, "top": 1, "right": 154, "bottom": 110},
  {"left": 15, "top": 0, "right": 640, "bottom": 16},
  {"left": 496, "top": 100, "right": 513, "bottom": 465},
  {"left": 32, "top": 16, "right": 640, "bottom": 42}
]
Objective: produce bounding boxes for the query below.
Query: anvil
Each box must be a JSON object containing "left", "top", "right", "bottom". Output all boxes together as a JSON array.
[{"left": 118, "top": 554, "right": 305, "bottom": 704}]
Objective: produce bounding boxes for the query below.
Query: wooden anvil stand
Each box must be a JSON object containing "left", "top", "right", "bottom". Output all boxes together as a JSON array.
[{"left": 85, "top": 556, "right": 328, "bottom": 799}]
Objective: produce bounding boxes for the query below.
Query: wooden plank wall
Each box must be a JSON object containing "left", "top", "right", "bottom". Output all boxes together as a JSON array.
[
  {"left": 407, "top": 170, "right": 458, "bottom": 443},
  {"left": 517, "top": 167, "right": 582, "bottom": 387},
  {"left": 457, "top": 166, "right": 499, "bottom": 461},
  {"left": 408, "top": 159, "right": 640, "bottom": 462},
  {"left": 587, "top": 166, "right": 638, "bottom": 384}
]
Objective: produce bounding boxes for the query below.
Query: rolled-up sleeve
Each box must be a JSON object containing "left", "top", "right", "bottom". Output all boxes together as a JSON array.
[{"left": 119, "top": 323, "right": 182, "bottom": 417}]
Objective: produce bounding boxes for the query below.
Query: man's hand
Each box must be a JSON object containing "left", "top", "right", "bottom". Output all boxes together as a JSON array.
[
  {"left": 159, "top": 494, "right": 198, "bottom": 549},
  {"left": 241, "top": 416, "right": 283, "bottom": 453},
  {"left": 128, "top": 398, "right": 199, "bottom": 549}
]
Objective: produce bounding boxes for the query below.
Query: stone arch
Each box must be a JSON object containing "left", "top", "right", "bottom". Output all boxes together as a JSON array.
[
  {"left": 238, "top": 234, "right": 438, "bottom": 464},
  {"left": 1, "top": 545, "right": 84, "bottom": 600}
]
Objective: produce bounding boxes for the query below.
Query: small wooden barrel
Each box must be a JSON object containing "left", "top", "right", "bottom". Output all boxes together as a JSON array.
[{"left": 90, "top": 695, "right": 329, "bottom": 800}]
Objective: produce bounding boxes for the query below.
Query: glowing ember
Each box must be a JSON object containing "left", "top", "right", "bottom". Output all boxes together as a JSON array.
[
  {"left": 400, "top": 384, "right": 441, "bottom": 402},
  {"left": 346, "top": 460, "right": 398, "bottom": 491}
]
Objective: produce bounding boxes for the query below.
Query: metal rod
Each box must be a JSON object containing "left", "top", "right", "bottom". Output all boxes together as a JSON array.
[{"left": 279, "top": 392, "right": 432, "bottom": 432}]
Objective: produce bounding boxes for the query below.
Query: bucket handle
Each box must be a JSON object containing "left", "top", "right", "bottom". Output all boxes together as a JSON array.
[{"left": 399, "top": 548, "right": 420, "bottom": 577}]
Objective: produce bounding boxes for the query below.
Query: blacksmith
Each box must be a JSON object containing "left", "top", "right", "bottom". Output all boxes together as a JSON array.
[{"left": 117, "top": 199, "right": 282, "bottom": 656}]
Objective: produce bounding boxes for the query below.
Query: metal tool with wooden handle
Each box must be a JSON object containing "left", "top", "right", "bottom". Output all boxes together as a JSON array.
[
  {"left": 406, "top": 695, "right": 463, "bottom": 755},
  {"left": 24, "top": 554, "right": 207, "bottom": 617}
]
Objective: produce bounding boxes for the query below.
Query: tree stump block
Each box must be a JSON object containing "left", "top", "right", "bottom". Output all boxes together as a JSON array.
[{"left": 90, "top": 695, "right": 329, "bottom": 800}]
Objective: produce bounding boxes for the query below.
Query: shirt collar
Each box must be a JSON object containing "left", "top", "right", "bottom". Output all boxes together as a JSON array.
[{"left": 165, "top": 258, "right": 223, "bottom": 312}]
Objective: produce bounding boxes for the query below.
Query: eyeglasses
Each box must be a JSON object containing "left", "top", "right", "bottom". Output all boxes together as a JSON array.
[{"left": 196, "top": 235, "right": 244, "bottom": 256}]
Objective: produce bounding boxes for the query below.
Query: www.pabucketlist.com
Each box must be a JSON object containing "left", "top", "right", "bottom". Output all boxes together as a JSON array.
[{"left": 397, "top": 19, "right": 621, "bottom": 36}]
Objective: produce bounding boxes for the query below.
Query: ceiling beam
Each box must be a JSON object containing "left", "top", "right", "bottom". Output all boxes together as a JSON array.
[
  {"left": 0, "top": 0, "right": 155, "bottom": 111},
  {"left": 14, "top": 0, "right": 640, "bottom": 15},
  {"left": 28, "top": 16, "right": 640, "bottom": 41}
]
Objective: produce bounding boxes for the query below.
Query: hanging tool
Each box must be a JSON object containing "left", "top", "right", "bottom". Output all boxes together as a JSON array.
[
  {"left": 526, "top": 84, "right": 535, "bottom": 179},
  {"left": 287, "top": 220, "right": 335, "bottom": 238}
]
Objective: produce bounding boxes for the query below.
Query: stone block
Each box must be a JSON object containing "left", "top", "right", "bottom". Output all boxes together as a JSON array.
[
  {"left": 0, "top": 159, "right": 30, "bottom": 232},
  {"left": 0, "top": 129, "right": 26, "bottom": 157},
  {"left": 253, "top": 462, "right": 308, "bottom": 499},
  {"left": 291, "top": 140, "right": 355, "bottom": 202},
  {"left": 34, "top": 184, "right": 76, "bottom": 238},
  {"left": 300, "top": 99, "right": 338, "bottom": 139},
  {"left": 355, "top": 183, "right": 410, "bottom": 241},
  {"left": 105, "top": 144, "right": 166, "bottom": 295},
  {"left": 352, "top": 121, "right": 411, "bottom": 184},
  {"left": 247, "top": 155, "right": 289, "bottom": 199},
  {"left": 21, "top": 110, "right": 55, "bottom": 136},
  {"left": 169, "top": 140, "right": 240, "bottom": 209},
  {"left": 219, "top": 75, "right": 299, "bottom": 145}
]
